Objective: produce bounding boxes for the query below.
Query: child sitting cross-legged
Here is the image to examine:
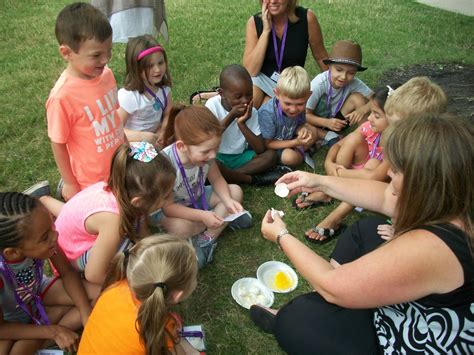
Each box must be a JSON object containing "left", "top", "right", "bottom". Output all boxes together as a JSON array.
[
  {"left": 205, "top": 64, "right": 280, "bottom": 186},
  {"left": 305, "top": 40, "right": 374, "bottom": 145},
  {"left": 0, "top": 193, "right": 97, "bottom": 354},
  {"left": 258, "top": 66, "right": 325, "bottom": 168},
  {"left": 159, "top": 106, "right": 252, "bottom": 268}
]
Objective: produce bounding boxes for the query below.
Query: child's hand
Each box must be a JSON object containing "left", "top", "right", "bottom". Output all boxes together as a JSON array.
[
  {"left": 345, "top": 108, "right": 366, "bottom": 126},
  {"left": 334, "top": 164, "right": 347, "bottom": 177},
  {"left": 224, "top": 199, "right": 243, "bottom": 215},
  {"left": 377, "top": 223, "right": 395, "bottom": 240},
  {"left": 141, "top": 131, "right": 160, "bottom": 145},
  {"left": 62, "top": 182, "right": 81, "bottom": 201},
  {"left": 229, "top": 103, "right": 249, "bottom": 120},
  {"left": 201, "top": 210, "right": 224, "bottom": 229},
  {"left": 325, "top": 161, "right": 339, "bottom": 176},
  {"left": 326, "top": 118, "right": 347, "bottom": 132},
  {"left": 236, "top": 101, "right": 253, "bottom": 125},
  {"left": 297, "top": 128, "right": 313, "bottom": 146},
  {"left": 51, "top": 325, "right": 80, "bottom": 352}
]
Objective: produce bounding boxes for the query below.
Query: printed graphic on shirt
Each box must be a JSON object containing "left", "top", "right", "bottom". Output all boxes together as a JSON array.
[{"left": 84, "top": 88, "right": 123, "bottom": 153}]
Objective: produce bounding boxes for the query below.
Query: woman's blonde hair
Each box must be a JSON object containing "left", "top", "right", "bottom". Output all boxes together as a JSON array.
[
  {"left": 107, "top": 144, "right": 176, "bottom": 243},
  {"left": 104, "top": 235, "right": 198, "bottom": 355},
  {"left": 384, "top": 115, "right": 473, "bottom": 252}
]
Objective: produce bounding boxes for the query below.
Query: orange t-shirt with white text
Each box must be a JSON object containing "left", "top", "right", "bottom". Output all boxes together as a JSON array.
[{"left": 46, "top": 67, "right": 124, "bottom": 189}]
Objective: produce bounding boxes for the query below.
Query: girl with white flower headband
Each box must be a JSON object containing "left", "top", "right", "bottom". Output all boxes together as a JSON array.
[
  {"left": 117, "top": 35, "right": 174, "bottom": 147},
  {"left": 35, "top": 142, "right": 176, "bottom": 285}
]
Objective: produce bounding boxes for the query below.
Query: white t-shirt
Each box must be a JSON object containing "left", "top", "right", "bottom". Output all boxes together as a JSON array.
[
  {"left": 162, "top": 144, "right": 211, "bottom": 206},
  {"left": 306, "top": 71, "right": 373, "bottom": 118},
  {"left": 118, "top": 86, "right": 170, "bottom": 132},
  {"left": 205, "top": 95, "right": 261, "bottom": 154}
]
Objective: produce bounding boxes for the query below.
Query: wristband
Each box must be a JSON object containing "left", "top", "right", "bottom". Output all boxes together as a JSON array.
[{"left": 276, "top": 228, "right": 290, "bottom": 249}]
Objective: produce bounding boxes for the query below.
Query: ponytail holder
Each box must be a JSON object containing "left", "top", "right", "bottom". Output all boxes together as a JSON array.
[
  {"left": 137, "top": 46, "right": 164, "bottom": 61},
  {"left": 128, "top": 141, "right": 158, "bottom": 163},
  {"left": 387, "top": 85, "right": 395, "bottom": 97},
  {"left": 123, "top": 249, "right": 130, "bottom": 267},
  {"left": 155, "top": 282, "right": 167, "bottom": 294}
]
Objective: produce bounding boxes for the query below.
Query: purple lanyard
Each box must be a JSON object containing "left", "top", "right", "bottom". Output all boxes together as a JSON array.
[
  {"left": 145, "top": 86, "right": 167, "bottom": 112},
  {"left": 171, "top": 143, "right": 208, "bottom": 210},
  {"left": 271, "top": 20, "right": 288, "bottom": 73},
  {"left": 369, "top": 134, "right": 382, "bottom": 160},
  {"left": 326, "top": 71, "right": 347, "bottom": 117},
  {"left": 0, "top": 257, "right": 50, "bottom": 325},
  {"left": 276, "top": 100, "right": 304, "bottom": 127}
]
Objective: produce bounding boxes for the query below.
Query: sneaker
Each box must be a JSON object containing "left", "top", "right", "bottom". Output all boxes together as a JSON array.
[
  {"left": 23, "top": 181, "right": 50, "bottom": 198},
  {"left": 276, "top": 165, "right": 293, "bottom": 175},
  {"left": 194, "top": 231, "right": 218, "bottom": 247},
  {"left": 252, "top": 170, "right": 281, "bottom": 186},
  {"left": 56, "top": 178, "right": 64, "bottom": 200},
  {"left": 228, "top": 211, "right": 253, "bottom": 231},
  {"left": 192, "top": 238, "right": 217, "bottom": 269}
]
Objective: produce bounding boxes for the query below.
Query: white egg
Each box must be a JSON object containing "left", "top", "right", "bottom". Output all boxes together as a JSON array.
[
  {"left": 257, "top": 294, "right": 268, "bottom": 304},
  {"left": 249, "top": 285, "right": 260, "bottom": 295},
  {"left": 274, "top": 183, "right": 289, "bottom": 198}
]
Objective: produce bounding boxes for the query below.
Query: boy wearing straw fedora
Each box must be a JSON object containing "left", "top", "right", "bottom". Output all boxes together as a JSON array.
[{"left": 306, "top": 40, "right": 373, "bottom": 145}]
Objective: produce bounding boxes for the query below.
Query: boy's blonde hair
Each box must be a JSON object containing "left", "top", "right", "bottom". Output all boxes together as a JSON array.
[
  {"left": 384, "top": 77, "right": 447, "bottom": 121},
  {"left": 276, "top": 66, "right": 310, "bottom": 99}
]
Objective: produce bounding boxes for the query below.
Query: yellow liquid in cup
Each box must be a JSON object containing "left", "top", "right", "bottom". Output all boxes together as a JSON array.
[{"left": 274, "top": 271, "right": 292, "bottom": 291}]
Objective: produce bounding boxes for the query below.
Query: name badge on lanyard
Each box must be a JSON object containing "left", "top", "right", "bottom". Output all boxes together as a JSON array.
[{"left": 270, "top": 20, "right": 288, "bottom": 83}]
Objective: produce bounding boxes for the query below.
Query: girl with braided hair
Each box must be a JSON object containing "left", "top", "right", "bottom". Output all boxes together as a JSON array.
[
  {"left": 79, "top": 235, "right": 199, "bottom": 354},
  {"left": 0, "top": 192, "right": 94, "bottom": 354}
]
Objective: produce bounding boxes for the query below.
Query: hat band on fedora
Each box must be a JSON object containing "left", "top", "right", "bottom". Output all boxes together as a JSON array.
[{"left": 327, "top": 58, "right": 362, "bottom": 67}]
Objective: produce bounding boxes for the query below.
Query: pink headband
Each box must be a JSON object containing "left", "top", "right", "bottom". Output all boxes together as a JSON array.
[{"left": 137, "top": 46, "right": 164, "bottom": 61}]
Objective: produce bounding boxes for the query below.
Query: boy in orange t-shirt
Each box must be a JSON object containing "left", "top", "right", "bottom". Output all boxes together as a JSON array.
[{"left": 46, "top": 3, "right": 124, "bottom": 200}]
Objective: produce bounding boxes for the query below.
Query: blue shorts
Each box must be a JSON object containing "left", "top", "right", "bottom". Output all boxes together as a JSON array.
[{"left": 149, "top": 185, "right": 214, "bottom": 225}]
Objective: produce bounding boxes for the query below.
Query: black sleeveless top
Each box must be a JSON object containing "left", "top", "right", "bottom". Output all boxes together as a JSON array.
[
  {"left": 254, "top": 6, "right": 309, "bottom": 77},
  {"left": 374, "top": 224, "right": 474, "bottom": 354}
]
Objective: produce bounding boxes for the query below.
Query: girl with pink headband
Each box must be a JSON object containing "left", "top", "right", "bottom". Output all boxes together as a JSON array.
[{"left": 117, "top": 35, "right": 173, "bottom": 147}]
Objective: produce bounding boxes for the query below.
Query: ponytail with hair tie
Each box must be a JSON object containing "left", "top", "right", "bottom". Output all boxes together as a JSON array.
[{"left": 154, "top": 282, "right": 167, "bottom": 295}]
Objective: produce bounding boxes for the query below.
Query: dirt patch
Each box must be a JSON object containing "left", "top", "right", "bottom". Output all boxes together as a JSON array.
[{"left": 378, "top": 62, "right": 474, "bottom": 121}]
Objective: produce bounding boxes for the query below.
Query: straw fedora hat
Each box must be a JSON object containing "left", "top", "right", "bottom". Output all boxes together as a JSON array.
[{"left": 323, "top": 40, "right": 367, "bottom": 71}]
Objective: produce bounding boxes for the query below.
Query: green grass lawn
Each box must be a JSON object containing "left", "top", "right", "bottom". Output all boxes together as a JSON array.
[{"left": 0, "top": 0, "right": 473, "bottom": 353}]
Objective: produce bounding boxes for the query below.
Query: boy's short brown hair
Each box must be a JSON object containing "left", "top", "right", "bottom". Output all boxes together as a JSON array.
[
  {"left": 276, "top": 66, "right": 311, "bottom": 99},
  {"left": 384, "top": 77, "right": 447, "bottom": 121},
  {"left": 55, "top": 2, "right": 112, "bottom": 52}
]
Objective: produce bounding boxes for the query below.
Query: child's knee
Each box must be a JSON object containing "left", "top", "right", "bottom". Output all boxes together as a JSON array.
[
  {"left": 229, "top": 184, "right": 243, "bottom": 202},
  {"left": 281, "top": 149, "right": 303, "bottom": 167},
  {"left": 261, "top": 149, "right": 278, "bottom": 165},
  {"left": 162, "top": 217, "right": 204, "bottom": 238},
  {"left": 345, "top": 92, "right": 367, "bottom": 109}
]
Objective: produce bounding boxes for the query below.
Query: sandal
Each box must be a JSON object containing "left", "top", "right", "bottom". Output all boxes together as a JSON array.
[
  {"left": 304, "top": 224, "right": 346, "bottom": 244},
  {"left": 250, "top": 305, "right": 276, "bottom": 334},
  {"left": 292, "top": 192, "right": 333, "bottom": 210},
  {"left": 189, "top": 89, "right": 218, "bottom": 104}
]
